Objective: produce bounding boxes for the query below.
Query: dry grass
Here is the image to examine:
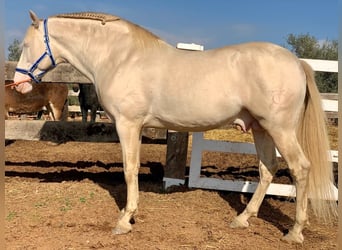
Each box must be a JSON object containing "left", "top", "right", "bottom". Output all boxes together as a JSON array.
[{"left": 201, "top": 125, "right": 338, "bottom": 150}]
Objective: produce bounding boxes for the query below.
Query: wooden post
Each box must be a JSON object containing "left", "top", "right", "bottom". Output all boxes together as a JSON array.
[{"left": 163, "top": 131, "right": 189, "bottom": 188}]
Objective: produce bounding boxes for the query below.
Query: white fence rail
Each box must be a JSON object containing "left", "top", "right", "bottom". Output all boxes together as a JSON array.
[{"left": 188, "top": 59, "right": 338, "bottom": 200}]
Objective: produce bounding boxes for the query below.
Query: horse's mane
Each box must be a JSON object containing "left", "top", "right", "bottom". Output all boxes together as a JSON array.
[
  {"left": 126, "top": 21, "right": 164, "bottom": 49},
  {"left": 53, "top": 12, "right": 164, "bottom": 49},
  {"left": 54, "top": 12, "right": 120, "bottom": 24}
]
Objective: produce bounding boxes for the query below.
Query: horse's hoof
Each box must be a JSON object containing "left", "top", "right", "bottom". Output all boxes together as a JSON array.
[
  {"left": 230, "top": 217, "right": 249, "bottom": 229},
  {"left": 281, "top": 231, "right": 304, "bottom": 244},
  {"left": 112, "top": 221, "right": 132, "bottom": 235},
  {"left": 112, "top": 227, "right": 131, "bottom": 235}
]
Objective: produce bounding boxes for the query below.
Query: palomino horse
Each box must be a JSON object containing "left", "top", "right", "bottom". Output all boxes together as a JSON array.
[
  {"left": 13, "top": 11, "right": 337, "bottom": 243},
  {"left": 5, "top": 82, "right": 68, "bottom": 120}
]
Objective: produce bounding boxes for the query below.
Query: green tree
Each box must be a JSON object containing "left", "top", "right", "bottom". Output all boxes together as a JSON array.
[
  {"left": 285, "top": 33, "right": 337, "bottom": 93},
  {"left": 7, "top": 38, "right": 22, "bottom": 61}
]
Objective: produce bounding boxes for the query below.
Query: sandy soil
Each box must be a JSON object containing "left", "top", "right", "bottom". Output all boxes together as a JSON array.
[{"left": 5, "top": 126, "right": 338, "bottom": 249}]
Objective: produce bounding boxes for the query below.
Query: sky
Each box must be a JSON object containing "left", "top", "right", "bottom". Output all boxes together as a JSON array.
[{"left": 4, "top": 0, "right": 338, "bottom": 58}]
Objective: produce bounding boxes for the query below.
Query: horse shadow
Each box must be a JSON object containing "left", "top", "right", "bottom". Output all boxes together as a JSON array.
[
  {"left": 219, "top": 191, "right": 294, "bottom": 235},
  {"left": 5, "top": 159, "right": 164, "bottom": 210},
  {"left": 200, "top": 164, "right": 296, "bottom": 235}
]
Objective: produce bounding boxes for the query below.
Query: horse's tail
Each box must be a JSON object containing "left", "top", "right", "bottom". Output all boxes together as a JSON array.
[{"left": 297, "top": 60, "right": 337, "bottom": 222}]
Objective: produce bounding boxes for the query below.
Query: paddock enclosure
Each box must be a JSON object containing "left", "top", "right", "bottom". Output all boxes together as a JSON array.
[
  {"left": 5, "top": 55, "right": 338, "bottom": 248},
  {"left": 6, "top": 12, "right": 334, "bottom": 244}
]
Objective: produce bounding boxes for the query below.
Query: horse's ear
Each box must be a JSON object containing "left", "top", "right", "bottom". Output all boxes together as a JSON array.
[{"left": 29, "top": 10, "right": 40, "bottom": 29}]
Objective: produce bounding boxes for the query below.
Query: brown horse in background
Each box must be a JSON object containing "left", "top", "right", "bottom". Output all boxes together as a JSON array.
[{"left": 5, "top": 82, "right": 69, "bottom": 121}]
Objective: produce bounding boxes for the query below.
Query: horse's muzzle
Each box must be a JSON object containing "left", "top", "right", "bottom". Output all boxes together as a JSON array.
[
  {"left": 13, "top": 73, "right": 33, "bottom": 94},
  {"left": 15, "top": 82, "right": 33, "bottom": 94}
]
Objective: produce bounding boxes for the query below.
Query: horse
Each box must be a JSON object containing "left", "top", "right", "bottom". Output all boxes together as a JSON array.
[
  {"left": 72, "top": 83, "right": 101, "bottom": 122},
  {"left": 13, "top": 11, "right": 337, "bottom": 243},
  {"left": 5, "top": 81, "right": 69, "bottom": 121}
]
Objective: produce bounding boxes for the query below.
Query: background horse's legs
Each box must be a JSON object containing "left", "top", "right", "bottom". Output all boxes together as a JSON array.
[
  {"left": 48, "top": 100, "right": 69, "bottom": 121},
  {"left": 230, "top": 129, "right": 277, "bottom": 228},
  {"left": 46, "top": 101, "right": 68, "bottom": 121},
  {"left": 113, "top": 119, "right": 142, "bottom": 235},
  {"left": 60, "top": 100, "right": 69, "bottom": 121},
  {"left": 272, "top": 131, "right": 310, "bottom": 243},
  {"left": 35, "top": 110, "right": 44, "bottom": 120},
  {"left": 90, "top": 106, "right": 97, "bottom": 123},
  {"left": 81, "top": 106, "right": 88, "bottom": 122},
  {"left": 45, "top": 103, "right": 56, "bottom": 121}
]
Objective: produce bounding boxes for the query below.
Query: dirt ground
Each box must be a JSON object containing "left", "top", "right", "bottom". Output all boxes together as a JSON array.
[{"left": 5, "top": 125, "right": 338, "bottom": 249}]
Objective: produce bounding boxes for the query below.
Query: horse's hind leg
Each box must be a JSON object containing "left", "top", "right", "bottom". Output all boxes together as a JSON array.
[
  {"left": 230, "top": 129, "right": 277, "bottom": 228},
  {"left": 45, "top": 104, "right": 56, "bottom": 120},
  {"left": 271, "top": 131, "right": 310, "bottom": 243},
  {"left": 49, "top": 100, "right": 68, "bottom": 121}
]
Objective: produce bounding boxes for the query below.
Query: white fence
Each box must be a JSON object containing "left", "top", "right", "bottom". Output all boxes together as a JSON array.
[{"left": 188, "top": 59, "right": 338, "bottom": 200}]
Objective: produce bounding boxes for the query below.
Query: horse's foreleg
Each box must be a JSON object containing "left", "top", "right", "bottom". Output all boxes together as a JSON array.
[
  {"left": 230, "top": 129, "right": 277, "bottom": 228},
  {"left": 113, "top": 119, "right": 142, "bottom": 235}
]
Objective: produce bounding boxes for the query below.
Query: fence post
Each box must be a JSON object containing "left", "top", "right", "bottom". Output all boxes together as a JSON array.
[{"left": 163, "top": 131, "right": 189, "bottom": 188}]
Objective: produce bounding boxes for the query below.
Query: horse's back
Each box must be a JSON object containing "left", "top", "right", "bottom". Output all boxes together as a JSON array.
[{"left": 141, "top": 42, "right": 306, "bottom": 130}]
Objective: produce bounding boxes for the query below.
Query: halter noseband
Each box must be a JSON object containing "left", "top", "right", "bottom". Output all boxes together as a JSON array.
[{"left": 15, "top": 19, "right": 56, "bottom": 83}]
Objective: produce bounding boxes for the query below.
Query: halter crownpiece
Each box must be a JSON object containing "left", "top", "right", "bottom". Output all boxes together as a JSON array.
[{"left": 15, "top": 19, "right": 56, "bottom": 83}]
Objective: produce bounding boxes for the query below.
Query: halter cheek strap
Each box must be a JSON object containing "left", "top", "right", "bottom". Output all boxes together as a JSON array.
[{"left": 15, "top": 19, "right": 56, "bottom": 83}]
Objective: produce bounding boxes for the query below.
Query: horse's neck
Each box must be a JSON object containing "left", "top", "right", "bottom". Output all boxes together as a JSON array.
[
  {"left": 49, "top": 18, "right": 172, "bottom": 83},
  {"left": 49, "top": 19, "right": 132, "bottom": 82}
]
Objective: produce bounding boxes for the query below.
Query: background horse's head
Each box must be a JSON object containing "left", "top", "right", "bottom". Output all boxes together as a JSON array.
[{"left": 14, "top": 11, "right": 58, "bottom": 94}]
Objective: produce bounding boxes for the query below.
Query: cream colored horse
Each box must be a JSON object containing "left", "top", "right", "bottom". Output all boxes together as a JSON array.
[{"left": 14, "top": 11, "right": 337, "bottom": 243}]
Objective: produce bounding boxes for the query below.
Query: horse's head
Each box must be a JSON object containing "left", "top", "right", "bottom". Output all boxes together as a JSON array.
[{"left": 14, "top": 11, "right": 57, "bottom": 94}]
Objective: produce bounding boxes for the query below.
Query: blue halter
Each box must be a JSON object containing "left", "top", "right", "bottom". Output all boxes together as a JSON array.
[{"left": 15, "top": 19, "right": 56, "bottom": 83}]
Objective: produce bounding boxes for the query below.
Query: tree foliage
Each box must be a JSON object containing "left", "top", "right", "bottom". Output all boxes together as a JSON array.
[
  {"left": 285, "top": 33, "right": 337, "bottom": 93},
  {"left": 7, "top": 38, "right": 22, "bottom": 61}
]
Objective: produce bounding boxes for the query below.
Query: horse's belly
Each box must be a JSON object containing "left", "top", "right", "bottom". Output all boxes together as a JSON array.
[
  {"left": 148, "top": 117, "right": 235, "bottom": 132},
  {"left": 7, "top": 103, "right": 45, "bottom": 113},
  {"left": 146, "top": 104, "right": 240, "bottom": 131}
]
